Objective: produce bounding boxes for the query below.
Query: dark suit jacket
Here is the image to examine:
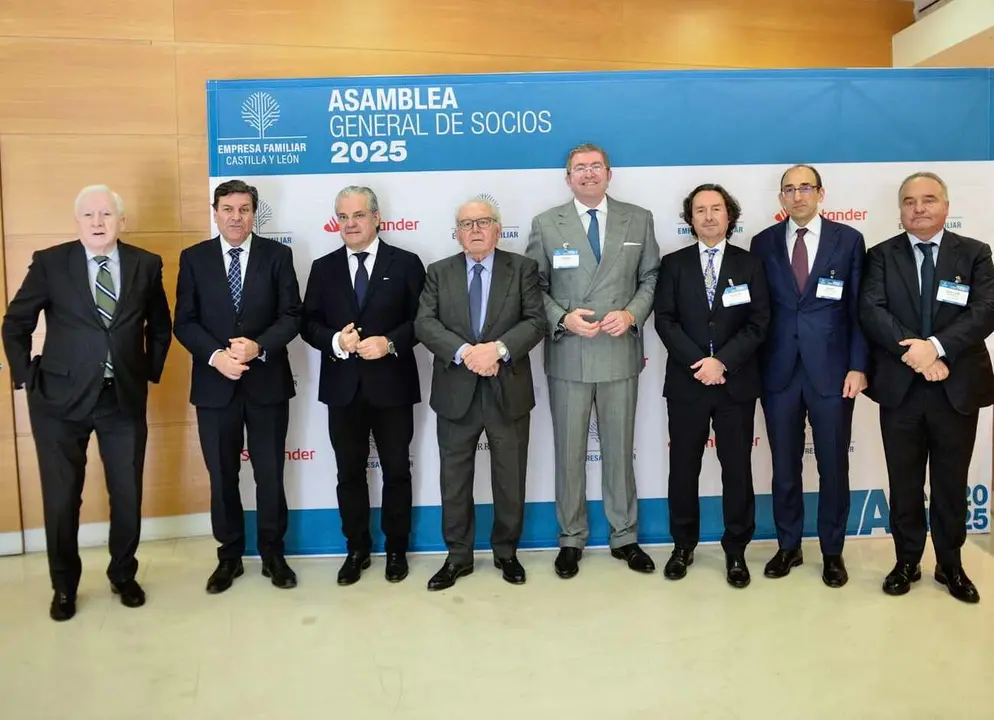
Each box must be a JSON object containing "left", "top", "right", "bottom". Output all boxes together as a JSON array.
[
  {"left": 859, "top": 231, "right": 994, "bottom": 413},
  {"left": 654, "top": 243, "right": 770, "bottom": 403},
  {"left": 173, "top": 234, "right": 302, "bottom": 408},
  {"left": 414, "top": 248, "right": 546, "bottom": 421},
  {"left": 751, "top": 218, "right": 869, "bottom": 396},
  {"left": 1, "top": 240, "right": 172, "bottom": 421},
  {"left": 301, "top": 239, "right": 425, "bottom": 408}
]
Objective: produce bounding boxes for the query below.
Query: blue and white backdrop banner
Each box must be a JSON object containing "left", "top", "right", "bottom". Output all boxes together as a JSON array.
[{"left": 206, "top": 69, "right": 994, "bottom": 554}]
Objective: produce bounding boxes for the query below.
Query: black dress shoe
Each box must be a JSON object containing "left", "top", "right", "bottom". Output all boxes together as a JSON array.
[
  {"left": 763, "top": 548, "right": 803, "bottom": 578},
  {"left": 385, "top": 552, "right": 409, "bottom": 583},
  {"left": 822, "top": 554, "right": 848, "bottom": 588},
  {"left": 206, "top": 558, "right": 244, "bottom": 594},
  {"left": 337, "top": 552, "right": 371, "bottom": 586},
  {"left": 494, "top": 555, "right": 526, "bottom": 585},
  {"left": 883, "top": 562, "right": 921, "bottom": 596},
  {"left": 726, "top": 554, "right": 751, "bottom": 589},
  {"left": 427, "top": 562, "right": 473, "bottom": 591},
  {"left": 111, "top": 579, "right": 146, "bottom": 608},
  {"left": 935, "top": 564, "right": 980, "bottom": 604},
  {"left": 610, "top": 543, "right": 656, "bottom": 573},
  {"left": 663, "top": 547, "right": 694, "bottom": 580},
  {"left": 262, "top": 555, "right": 298, "bottom": 589},
  {"left": 554, "top": 547, "right": 582, "bottom": 579},
  {"left": 49, "top": 592, "right": 76, "bottom": 622}
]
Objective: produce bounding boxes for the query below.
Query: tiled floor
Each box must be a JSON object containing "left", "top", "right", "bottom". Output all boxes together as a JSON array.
[{"left": 0, "top": 534, "right": 991, "bottom": 719}]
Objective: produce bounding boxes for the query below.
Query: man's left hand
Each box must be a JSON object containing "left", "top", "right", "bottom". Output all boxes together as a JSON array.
[
  {"left": 356, "top": 336, "right": 390, "bottom": 360},
  {"left": 899, "top": 338, "right": 939, "bottom": 373},
  {"left": 601, "top": 310, "right": 635, "bottom": 337},
  {"left": 228, "top": 337, "right": 260, "bottom": 363},
  {"left": 842, "top": 371, "right": 868, "bottom": 399},
  {"left": 464, "top": 343, "right": 500, "bottom": 374}
]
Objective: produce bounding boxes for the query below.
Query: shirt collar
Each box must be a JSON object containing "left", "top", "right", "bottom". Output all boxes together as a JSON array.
[
  {"left": 347, "top": 236, "right": 380, "bottom": 259},
  {"left": 788, "top": 213, "right": 822, "bottom": 239},
  {"left": 465, "top": 251, "right": 496, "bottom": 272},
  {"left": 698, "top": 239, "right": 727, "bottom": 256},
  {"left": 220, "top": 233, "right": 253, "bottom": 254},
  {"left": 907, "top": 230, "right": 944, "bottom": 248},
  {"left": 574, "top": 196, "right": 608, "bottom": 216},
  {"left": 83, "top": 242, "right": 120, "bottom": 262}
]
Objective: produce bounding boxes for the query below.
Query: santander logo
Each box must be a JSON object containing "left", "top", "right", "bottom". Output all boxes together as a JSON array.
[
  {"left": 323, "top": 218, "right": 340, "bottom": 232},
  {"left": 775, "top": 208, "right": 868, "bottom": 222},
  {"left": 323, "top": 217, "right": 420, "bottom": 233}
]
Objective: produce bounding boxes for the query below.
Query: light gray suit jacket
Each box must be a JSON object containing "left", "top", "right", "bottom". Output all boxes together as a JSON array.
[{"left": 526, "top": 196, "right": 660, "bottom": 383}]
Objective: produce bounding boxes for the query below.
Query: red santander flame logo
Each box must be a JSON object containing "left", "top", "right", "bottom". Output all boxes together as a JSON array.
[
  {"left": 323, "top": 218, "right": 341, "bottom": 233},
  {"left": 774, "top": 209, "right": 789, "bottom": 222}
]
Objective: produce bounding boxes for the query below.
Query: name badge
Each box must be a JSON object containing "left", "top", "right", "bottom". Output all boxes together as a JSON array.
[
  {"left": 722, "top": 284, "right": 751, "bottom": 307},
  {"left": 937, "top": 280, "right": 969, "bottom": 306},
  {"left": 816, "top": 278, "right": 844, "bottom": 301},
  {"left": 552, "top": 248, "right": 580, "bottom": 269}
]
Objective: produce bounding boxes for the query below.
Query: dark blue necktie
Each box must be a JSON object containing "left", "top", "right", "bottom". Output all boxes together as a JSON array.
[
  {"left": 227, "top": 247, "right": 243, "bottom": 313},
  {"left": 469, "top": 263, "right": 484, "bottom": 340},
  {"left": 587, "top": 208, "right": 601, "bottom": 263},
  {"left": 354, "top": 251, "right": 369, "bottom": 307},
  {"left": 918, "top": 242, "right": 935, "bottom": 338}
]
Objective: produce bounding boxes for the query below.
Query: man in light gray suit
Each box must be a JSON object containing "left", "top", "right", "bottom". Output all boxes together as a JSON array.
[
  {"left": 526, "top": 143, "right": 660, "bottom": 578},
  {"left": 416, "top": 197, "right": 546, "bottom": 591}
]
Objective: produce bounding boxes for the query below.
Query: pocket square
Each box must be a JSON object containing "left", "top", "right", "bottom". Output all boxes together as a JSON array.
[{"left": 623, "top": 242, "right": 643, "bottom": 247}]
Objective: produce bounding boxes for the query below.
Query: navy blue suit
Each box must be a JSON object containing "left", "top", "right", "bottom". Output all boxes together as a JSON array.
[{"left": 751, "top": 218, "right": 868, "bottom": 554}]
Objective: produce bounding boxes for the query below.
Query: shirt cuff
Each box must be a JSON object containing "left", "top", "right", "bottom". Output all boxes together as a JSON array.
[
  {"left": 454, "top": 343, "right": 470, "bottom": 365},
  {"left": 258, "top": 348, "right": 267, "bottom": 362},
  {"left": 208, "top": 349, "right": 223, "bottom": 367},
  {"left": 331, "top": 332, "right": 350, "bottom": 359},
  {"left": 928, "top": 336, "right": 946, "bottom": 358}
]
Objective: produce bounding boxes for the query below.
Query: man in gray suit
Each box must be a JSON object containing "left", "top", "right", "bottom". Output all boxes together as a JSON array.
[
  {"left": 415, "top": 197, "right": 546, "bottom": 591},
  {"left": 526, "top": 143, "right": 660, "bottom": 578}
]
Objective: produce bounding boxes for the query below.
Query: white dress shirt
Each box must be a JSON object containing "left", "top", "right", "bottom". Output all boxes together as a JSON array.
[
  {"left": 907, "top": 229, "right": 947, "bottom": 358},
  {"left": 210, "top": 233, "right": 263, "bottom": 367},
  {"left": 575, "top": 196, "right": 609, "bottom": 255},
  {"left": 698, "top": 239, "right": 727, "bottom": 280},
  {"left": 787, "top": 214, "right": 822, "bottom": 274},
  {"left": 332, "top": 237, "right": 380, "bottom": 359}
]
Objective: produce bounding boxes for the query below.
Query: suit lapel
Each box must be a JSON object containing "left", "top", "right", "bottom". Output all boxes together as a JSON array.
[
  {"left": 687, "top": 246, "right": 712, "bottom": 314},
  {"left": 68, "top": 241, "right": 102, "bottom": 327},
  {"left": 554, "top": 204, "right": 596, "bottom": 283},
  {"left": 710, "top": 244, "right": 738, "bottom": 318},
  {"left": 933, "top": 232, "right": 961, "bottom": 321},
  {"left": 449, "top": 254, "right": 473, "bottom": 339},
  {"left": 360, "top": 240, "right": 391, "bottom": 311},
  {"left": 113, "top": 242, "right": 139, "bottom": 324},
  {"left": 892, "top": 235, "right": 922, "bottom": 316},
  {"left": 481, "top": 250, "right": 511, "bottom": 339},
  {"left": 802, "top": 222, "right": 840, "bottom": 301},
  {"left": 592, "top": 197, "right": 629, "bottom": 286},
  {"left": 334, "top": 247, "right": 360, "bottom": 316},
  {"left": 240, "top": 234, "right": 264, "bottom": 314},
  {"left": 769, "top": 222, "right": 796, "bottom": 296}
]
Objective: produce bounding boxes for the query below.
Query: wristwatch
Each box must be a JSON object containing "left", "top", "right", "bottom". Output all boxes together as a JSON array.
[
  {"left": 495, "top": 340, "right": 509, "bottom": 361},
  {"left": 386, "top": 339, "right": 397, "bottom": 356}
]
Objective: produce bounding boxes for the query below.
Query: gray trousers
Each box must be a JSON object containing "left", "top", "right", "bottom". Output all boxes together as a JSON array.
[
  {"left": 548, "top": 375, "right": 639, "bottom": 549},
  {"left": 436, "top": 380, "right": 530, "bottom": 565}
]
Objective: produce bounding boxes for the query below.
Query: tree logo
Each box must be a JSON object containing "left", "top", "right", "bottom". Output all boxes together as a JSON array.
[{"left": 241, "top": 92, "right": 280, "bottom": 139}]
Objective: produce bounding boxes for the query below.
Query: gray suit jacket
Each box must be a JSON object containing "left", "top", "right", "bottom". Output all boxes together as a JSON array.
[
  {"left": 415, "top": 248, "right": 546, "bottom": 421},
  {"left": 526, "top": 196, "right": 660, "bottom": 383}
]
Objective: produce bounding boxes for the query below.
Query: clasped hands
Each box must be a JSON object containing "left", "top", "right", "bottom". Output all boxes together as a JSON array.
[
  {"left": 339, "top": 322, "right": 390, "bottom": 360},
  {"left": 899, "top": 338, "right": 948, "bottom": 382},
  {"left": 213, "top": 336, "right": 259, "bottom": 380},
  {"left": 460, "top": 343, "right": 501, "bottom": 377},
  {"left": 563, "top": 308, "right": 635, "bottom": 338}
]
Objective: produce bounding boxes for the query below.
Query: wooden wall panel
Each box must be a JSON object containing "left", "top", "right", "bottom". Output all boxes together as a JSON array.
[
  {"left": 0, "top": 0, "right": 174, "bottom": 42},
  {"left": 0, "top": 136, "right": 181, "bottom": 235},
  {"left": 1, "top": 0, "right": 915, "bottom": 532},
  {"left": 0, "top": 186, "right": 24, "bottom": 536}
]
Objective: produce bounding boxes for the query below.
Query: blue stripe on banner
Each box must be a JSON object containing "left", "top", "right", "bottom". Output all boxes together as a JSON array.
[
  {"left": 243, "top": 490, "right": 895, "bottom": 556},
  {"left": 208, "top": 68, "right": 994, "bottom": 176}
]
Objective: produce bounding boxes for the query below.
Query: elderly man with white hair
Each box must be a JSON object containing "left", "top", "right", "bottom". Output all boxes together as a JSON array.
[{"left": 2, "top": 185, "right": 173, "bottom": 621}]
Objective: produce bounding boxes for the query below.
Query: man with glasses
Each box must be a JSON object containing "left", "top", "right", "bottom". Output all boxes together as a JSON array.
[
  {"left": 860, "top": 172, "right": 994, "bottom": 603},
  {"left": 415, "top": 197, "right": 545, "bottom": 590},
  {"left": 301, "top": 186, "right": 426, "bottom": 585},
  {"left": 751, "top": 164, "right": 868, "bottom": 588},
  {"left": 526, "top": 143, "right": 660, "bottom": 579}
]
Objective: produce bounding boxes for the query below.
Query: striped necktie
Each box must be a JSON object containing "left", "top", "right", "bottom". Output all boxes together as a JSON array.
[{"left": 94, "top": 255, "right": 116, "bottom": 376}]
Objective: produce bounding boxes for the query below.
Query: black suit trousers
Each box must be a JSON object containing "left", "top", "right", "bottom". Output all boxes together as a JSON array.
[
  {"left": 328, "top": 392, "right": 414, "bottom": 554},
  {"left": 28, "top": 381, "right": 146, "bottom": 595},
  {"left": 880, "top": 378, "right": 977, "bottom": 568},
  {"left": 666, "top": 392, "right": 756, "bottom": 554},
  {"left": 196, "top": 384, "right": 290, "bottom": 560}
]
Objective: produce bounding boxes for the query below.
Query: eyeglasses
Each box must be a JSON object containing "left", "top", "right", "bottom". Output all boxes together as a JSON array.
[
  {"left": 570, "top": 162, "right": 606, "bottom": 174},
  {"left": 780, "top": 185, "right": 820, "bottom": 197},
  {"left": 456, "top": 217, "right": 496, "bottom": 230}
]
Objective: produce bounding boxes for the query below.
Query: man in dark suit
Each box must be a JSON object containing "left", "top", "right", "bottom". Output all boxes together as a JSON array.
[
  {"left": 2, "top": 185, "right": 172, "bottom": 621},
  {"left": 860, "top": 172, "right": 994, "bottom": 604},
  {"left": 174, "top": 179, "right": 302, "bottom": 594},
  {"left": 751, "top": 164, "right": 868, "bottom": 588},
  {"left": 654, "top": 184, "right": 770, "bottom": 588},
  {"left": 301, "top": 186, "right": 425, "bottom": 585},
  {"left": 415, "top": 197, "right": 546, "bottom": 590}
]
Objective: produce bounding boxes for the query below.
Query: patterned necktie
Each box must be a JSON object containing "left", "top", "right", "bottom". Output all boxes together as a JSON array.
[
  {"left": 704, "top": 248, "right": 719, "bottom": 308},
  {"left": 918, "top": 242, "right": 936, "bottom": 338},
  {"left": 587, "top": 208, "right": 601, "bottom": 263},
  {"left": 469, "top": 263, "right": 484, "bottom": 340},
  {"left": 94, "top": 255, "right": 116, "bottom": 376},
  {"left": 792, "top": 227, "right": 809, "bottom": 292},
  {"left": 354, "top": 251, "right": 370, "bottom": 307},
  {"left": 227, "top": 247, "right": 244, "bottom": 313}
]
